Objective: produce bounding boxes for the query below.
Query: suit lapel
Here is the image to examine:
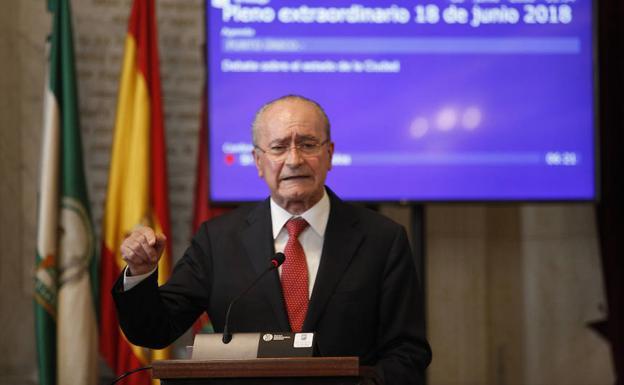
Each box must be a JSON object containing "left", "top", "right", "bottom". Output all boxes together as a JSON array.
[
  {"left": 240, "top": 199, "right": 290, "bottom": 331},
  {"left": 304, "top": 191, "right": 364, "bottom": 331}
]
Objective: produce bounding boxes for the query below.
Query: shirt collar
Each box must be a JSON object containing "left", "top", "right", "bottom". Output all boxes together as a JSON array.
[{"left": 270, "top": 189, "right": 330, "bottom": 239}]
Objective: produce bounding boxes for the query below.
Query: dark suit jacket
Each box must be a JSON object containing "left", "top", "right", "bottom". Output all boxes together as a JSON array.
[{"left": 113, "top": 189, "right": 431, "bottom": 384}]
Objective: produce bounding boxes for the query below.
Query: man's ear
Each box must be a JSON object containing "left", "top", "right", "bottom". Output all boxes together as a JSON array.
[
  {"left": 252, "top": 148, "right": 264, "bottom": 177},
  {"left": 327, "top": 141, "right": 335, "bottom": 171}
]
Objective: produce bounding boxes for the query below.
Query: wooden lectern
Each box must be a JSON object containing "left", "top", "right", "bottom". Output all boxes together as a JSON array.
[{"left": 152, "top": 357, "right": 379, "bottom": 385}]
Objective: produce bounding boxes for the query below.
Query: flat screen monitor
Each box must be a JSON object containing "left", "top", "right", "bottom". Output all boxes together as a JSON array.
[{"left": 207, "top": 0, "right": 596, "bottom": 202}]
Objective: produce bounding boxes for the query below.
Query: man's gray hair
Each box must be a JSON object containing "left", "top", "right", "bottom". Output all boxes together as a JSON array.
[{"left": 251, "top": 95, "right": 331, "bottom": 145}]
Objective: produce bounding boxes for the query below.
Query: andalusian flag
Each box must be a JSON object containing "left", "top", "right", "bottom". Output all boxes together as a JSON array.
[
  {"left": 99, "top": 0, "right": 171, "bottom": 383},
  {"left": 35, "top": 1, "right": 99, "bottom": 384}
]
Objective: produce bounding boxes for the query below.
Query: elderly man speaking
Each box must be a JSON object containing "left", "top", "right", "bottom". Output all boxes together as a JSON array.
[{"left": 113, "top": 95, "right": 432, "bottom": 385}]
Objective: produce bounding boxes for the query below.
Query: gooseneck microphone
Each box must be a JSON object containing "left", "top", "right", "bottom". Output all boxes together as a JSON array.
[{"left": 222, "top": 252, "right": 286, "bottom": 344}]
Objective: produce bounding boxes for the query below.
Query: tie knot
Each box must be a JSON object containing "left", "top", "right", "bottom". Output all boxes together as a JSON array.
[{"left": 286, "top": 217, "right": 309, "bottom": 238}]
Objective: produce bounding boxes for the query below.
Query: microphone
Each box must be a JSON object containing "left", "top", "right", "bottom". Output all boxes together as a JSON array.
[{"left": 222, "top": 252, "right": 286, "bottom": 344}]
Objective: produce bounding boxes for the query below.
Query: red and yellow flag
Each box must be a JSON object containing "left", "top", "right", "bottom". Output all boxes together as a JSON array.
[{"left": 99, "top": 0, "right": 171, "bottom": 383}]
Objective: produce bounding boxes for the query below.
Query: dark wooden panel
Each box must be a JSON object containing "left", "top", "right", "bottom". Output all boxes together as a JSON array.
[{"left": 152, "top": 357, "right": 360, "bottom": 379}]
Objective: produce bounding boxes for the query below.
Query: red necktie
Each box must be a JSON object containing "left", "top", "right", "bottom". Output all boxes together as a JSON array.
[{"left": 281, "top": 217, "right": 309, "bottom": 332}]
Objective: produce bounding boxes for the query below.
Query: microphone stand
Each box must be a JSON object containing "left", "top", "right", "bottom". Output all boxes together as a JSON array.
[{"left": 222, "top": 253, "right": 285, "bottom": 344}]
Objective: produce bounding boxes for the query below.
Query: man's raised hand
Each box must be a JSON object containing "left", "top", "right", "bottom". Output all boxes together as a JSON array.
[{"left": 120, "top": 226, "right": 167, "bottom": 276}]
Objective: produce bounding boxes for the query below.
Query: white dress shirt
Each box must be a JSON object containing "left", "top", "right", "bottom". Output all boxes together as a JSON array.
[{"left": 124, "top": 190, "right": 331, "bottom": 294}]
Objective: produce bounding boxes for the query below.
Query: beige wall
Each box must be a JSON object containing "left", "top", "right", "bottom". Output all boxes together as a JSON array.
[
  {"left": 0, "top": 1, "right": 48, "bottom": 384},
  {"left": 0, "top": 1, "right": 614, "bottom": 384},
  {"left": 426, "top": 205, "right": 613, "bottom": 385}
]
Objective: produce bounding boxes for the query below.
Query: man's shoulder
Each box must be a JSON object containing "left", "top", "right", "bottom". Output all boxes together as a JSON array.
[
  {"left": 344, "top": 201, "right": 403, "bottom": 230},
  {"left": 196, "top": 199, "right": 269, "bottom": 233},
  {"left": 328, "top": 190, "right": 404, "bottom": 233}
]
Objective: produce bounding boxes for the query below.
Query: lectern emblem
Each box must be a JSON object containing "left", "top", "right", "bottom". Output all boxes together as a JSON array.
[{"left": 262, "top": 333, "right": 274, "bottom": 342}]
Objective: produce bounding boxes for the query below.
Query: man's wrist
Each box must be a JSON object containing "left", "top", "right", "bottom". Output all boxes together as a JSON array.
[{"left": 123, "top": 266, "right": 157, "bottom": 291}]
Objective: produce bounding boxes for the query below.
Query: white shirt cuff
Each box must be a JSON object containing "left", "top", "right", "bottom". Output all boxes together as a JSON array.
[{"left": 122, "top": 266, "right": 157, "bottom": 291}]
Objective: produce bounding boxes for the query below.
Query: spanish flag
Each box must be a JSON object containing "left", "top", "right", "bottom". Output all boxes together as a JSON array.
[{"left": 99, "top": 0, "right": 171, "bottom": 383}]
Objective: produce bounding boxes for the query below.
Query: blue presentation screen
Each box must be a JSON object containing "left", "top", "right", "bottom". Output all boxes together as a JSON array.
[{"left": 207, "top": 0, "right": 596, "bottom": 202}]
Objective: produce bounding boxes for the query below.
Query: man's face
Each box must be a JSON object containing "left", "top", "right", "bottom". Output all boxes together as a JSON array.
[{"left": 253, "top": 99, "right": 334, "bottom": 214}]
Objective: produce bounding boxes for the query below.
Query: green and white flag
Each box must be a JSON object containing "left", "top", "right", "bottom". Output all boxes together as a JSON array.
[{"left": 35, "top": 1, "right": 98, "bottom": 384}]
